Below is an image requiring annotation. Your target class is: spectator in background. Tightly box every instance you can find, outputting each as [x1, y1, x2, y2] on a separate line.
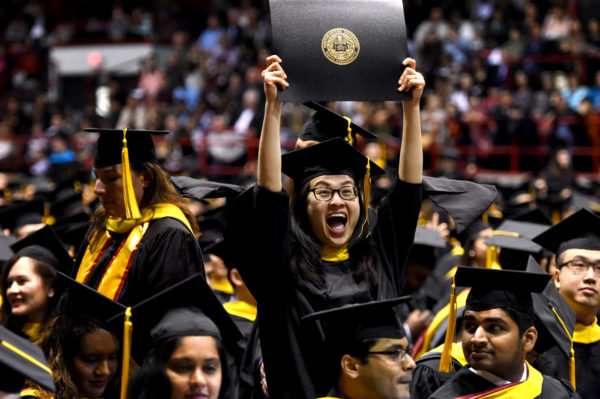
[137, 57, 165, 99]
[562, 72, 590, 111]
[588, 70, 600, 110]
[198, 14, 225, 52]
[413, 7, 449, 50]
[542, 6, 573, 44]
[116, 89, 148, 130]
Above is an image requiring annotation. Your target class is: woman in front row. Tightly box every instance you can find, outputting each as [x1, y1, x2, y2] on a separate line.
[226, 55, 425, 398]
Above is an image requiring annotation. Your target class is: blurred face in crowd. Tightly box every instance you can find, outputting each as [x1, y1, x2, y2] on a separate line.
[471, 228, 494, 267]
[462, 308, 536, 382]
[554, 249, 600, 318]
[5, 257, 53, 321]
[306, 175, 360, 248]
[94, 164, 147, 218]
[166, 336, 222, 399]
[71, 328, 119, 398]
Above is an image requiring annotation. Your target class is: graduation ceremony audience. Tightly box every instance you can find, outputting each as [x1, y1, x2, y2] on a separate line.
[2, 1, 600, 399]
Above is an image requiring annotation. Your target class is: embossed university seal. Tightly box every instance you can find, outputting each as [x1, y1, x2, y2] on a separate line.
[321, 28, 360, 65]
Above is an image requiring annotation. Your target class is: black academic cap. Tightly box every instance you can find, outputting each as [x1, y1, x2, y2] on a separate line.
[409, 226, 447, 270]
[526, 257, 576, 360]
[302, 296, 411, 344]
[485, 220, 548, 254]
[50, 191, 85, 220]
[270, 0, 410, 101]
[281, 137, 385, 188]
[422, 176, 499, 235]
[10, 225, 73, 274]
[52, 219, 90, 251]
[0, 198, 44, 233]
[170, 176, 244, 202]
[532, 208, 600, 256]
[299, 102, 377, 144]
[84, 128, 169, 168]
[55, 272, 126, 333]
[510, 207, 553, 226]
[0, 325, 56, 393]
[568, 191, 600, 215]
[108, 273, 243, 364]
[455, 267, 550, 316]
[0, 232, 15, 263]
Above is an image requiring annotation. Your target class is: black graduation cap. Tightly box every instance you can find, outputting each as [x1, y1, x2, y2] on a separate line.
[455, 267, 551, 316]
[0, 232, 15, 264]
[108, 273, 243, 364]
[269, 0, 410, 101]
[0, 325, 56, 393]
[50, 191, 85, 220]
[302, 296, 411, 344]
[422, 176, 499, 235]
[299, 102, 377, 145]
[55, 272, 126, 332]
[10, 225, 73, 274]
[281, 137, 385, 187]
[0, 198, 45, 233]
[170, 176, 244, 202]
[568, 191, 600, 215]
[485, 221, 547, 256]
[84, 128, 169, 168]
[532, 208, 600, 256]
[510, 207, 553, 226]
[52, 218, 90, 251]
[409, 226, 447, 270]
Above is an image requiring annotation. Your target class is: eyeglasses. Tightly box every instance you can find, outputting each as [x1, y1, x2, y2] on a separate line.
[309, 185, 359, 202]
[367, 348, 409, 364]
[559, 258, 600, 277]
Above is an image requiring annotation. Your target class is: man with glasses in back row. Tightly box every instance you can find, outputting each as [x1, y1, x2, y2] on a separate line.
[533, 209, 600, 399]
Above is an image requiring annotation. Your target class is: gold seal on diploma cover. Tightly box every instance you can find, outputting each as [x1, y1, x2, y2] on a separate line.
[321, 28, 360, 65]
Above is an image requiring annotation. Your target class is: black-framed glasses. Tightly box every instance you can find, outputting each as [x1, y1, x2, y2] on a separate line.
[309, 185, 359, 201]
[367, 348, 409, 364]
[559, 258, 600, 277]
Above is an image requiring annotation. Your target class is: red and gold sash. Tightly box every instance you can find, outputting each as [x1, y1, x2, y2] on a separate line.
[458, 363, 543, 399]
[76, 203, 191, 300]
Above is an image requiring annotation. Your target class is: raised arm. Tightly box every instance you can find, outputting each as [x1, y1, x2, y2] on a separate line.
[257, 55, 289, 191]
[397, 58, 425, 183]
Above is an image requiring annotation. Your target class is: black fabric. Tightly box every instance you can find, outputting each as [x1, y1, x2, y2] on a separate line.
[86, 128, 168, 168]
[533, 209, 600, 256]
[299, 101, 376, 142]
[150, 307, 221, 343]
[11, 225, 74, 274]
[269, 0, 410, 102]
[410, 354, 464, 399]
[226, 177, 421, 399]
[430, 366, 579, 399]
[72, 217, 205, 306]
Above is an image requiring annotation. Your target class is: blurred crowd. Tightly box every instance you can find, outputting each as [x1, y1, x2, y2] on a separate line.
[1, 0, 600, 184]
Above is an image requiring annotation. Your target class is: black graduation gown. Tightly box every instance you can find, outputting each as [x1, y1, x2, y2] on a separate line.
[226, 177, 422, 399]
[430, 367, 579, 399]
[534, 340, 600, 399]
[73, 217, 205, 306]
[410, 353, 465, 399]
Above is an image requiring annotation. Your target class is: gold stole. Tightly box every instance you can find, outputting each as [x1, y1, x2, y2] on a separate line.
[415, 289, 470, 360]
[211, 277, 235, 295]
[76, 203, 192, 300]
[427, 342, 468, 366]
[21, 322, 41, 340]
[321, 245, 349, 262]
[573, 318, 600, 344]
[461, 362, 543, 399]
[224, 300, 258, 322]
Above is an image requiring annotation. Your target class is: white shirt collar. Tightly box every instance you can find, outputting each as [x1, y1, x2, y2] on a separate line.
[468, 362, 528, 386]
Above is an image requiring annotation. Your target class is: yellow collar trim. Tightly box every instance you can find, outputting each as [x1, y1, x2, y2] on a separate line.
[574, 318, 600, 344]
[21, 321, 42, 340]
[467, 362, 543, 399]
[223, 300, 257, 322]
[428, 342, 468, 366]
[321, 245, 349, 262]
[106, 203, 192, 234]
[211, 277, 235, 295]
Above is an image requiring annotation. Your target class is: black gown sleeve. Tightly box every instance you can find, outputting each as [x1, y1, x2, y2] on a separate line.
[371, 177, 422, 297]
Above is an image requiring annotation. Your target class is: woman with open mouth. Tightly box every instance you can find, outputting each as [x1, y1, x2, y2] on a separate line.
[225, 55, 424, 398]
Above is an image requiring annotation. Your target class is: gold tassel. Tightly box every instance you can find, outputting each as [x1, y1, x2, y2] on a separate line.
[342, 116, 354, 146]
[120, 307, 133, 399]
[440, 276, 457, 372]
[42, 203, 55, 226]
[551, 306, 576, 390]
[121, 128, 141, 219]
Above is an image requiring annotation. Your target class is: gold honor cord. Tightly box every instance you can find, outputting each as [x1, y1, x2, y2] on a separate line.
[551, 306, 576, 390]
[1, 340, 52, 375]
[439, 276, 458, 372]
[120, 307, 133, 399]
[121, 128, 141, 220]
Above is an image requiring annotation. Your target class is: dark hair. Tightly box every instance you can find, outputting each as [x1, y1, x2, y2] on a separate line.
[289, 179, 377, 289]
[504, 307, 534, 337]
[330, 337, 378, 380]
[89, 162, 200, 250]
[32, 314, 120, 399]
[0, 254, 58, 335]
[129, 335, 229, 399]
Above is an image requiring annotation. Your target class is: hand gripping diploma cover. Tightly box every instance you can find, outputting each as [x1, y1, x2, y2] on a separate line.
[270, 0, 411, 102]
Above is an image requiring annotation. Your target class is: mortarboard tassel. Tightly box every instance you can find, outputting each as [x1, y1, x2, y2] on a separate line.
[485, 230, 520, 269]
[120, 307, 133, 399]
[343, 116, 354, 147]
[42, 203, 55, 226]
[551, 306, 576, 390]
[121, 128, 141, 220]
[357, 157, 372, 239]
[439, 276, 457, 372]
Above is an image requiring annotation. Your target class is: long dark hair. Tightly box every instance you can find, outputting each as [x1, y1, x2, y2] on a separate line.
[289, 178, 377, 289]
[0, 254, 58, 336]
[32, 314, 120, 399]
[89, 162, 200, 250]
[128, 335, 230, 399]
